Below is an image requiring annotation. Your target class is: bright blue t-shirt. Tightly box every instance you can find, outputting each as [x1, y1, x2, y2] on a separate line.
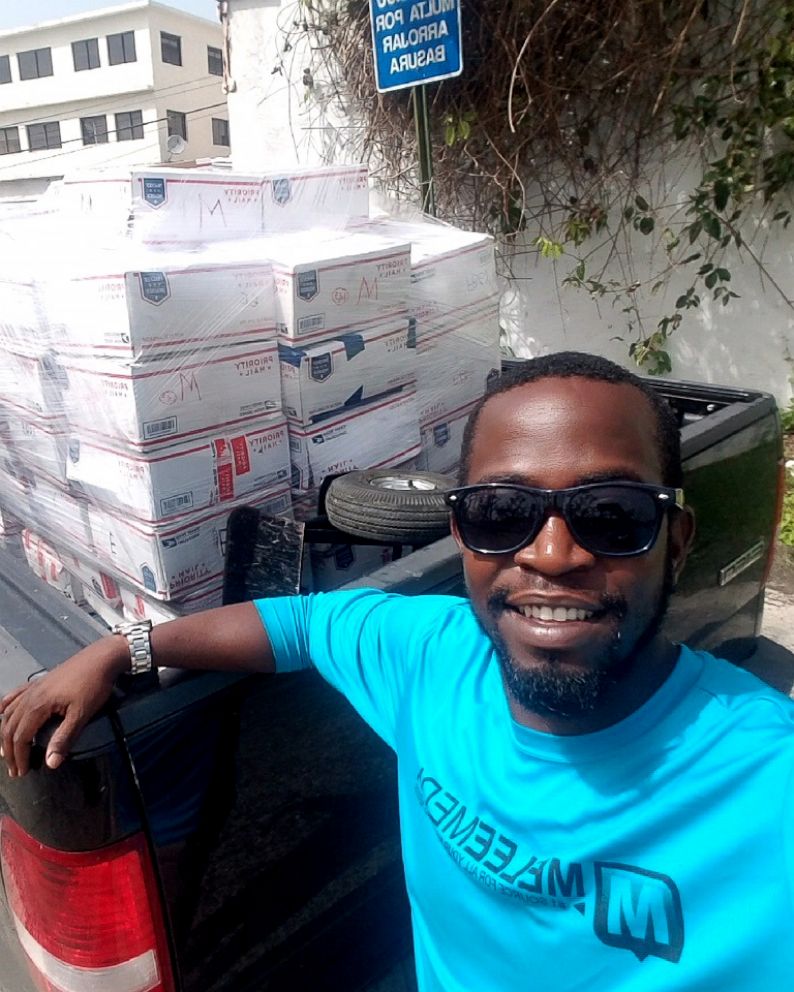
[256, 588, 794, 991]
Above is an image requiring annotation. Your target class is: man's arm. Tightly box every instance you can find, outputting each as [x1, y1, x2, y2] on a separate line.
[0, 602, 273, 779]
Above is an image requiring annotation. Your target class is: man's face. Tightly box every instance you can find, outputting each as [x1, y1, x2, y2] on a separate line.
[454, 377, 693, 721]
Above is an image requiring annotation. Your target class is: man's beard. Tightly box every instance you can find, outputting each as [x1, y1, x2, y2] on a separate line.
[477, 556, 675, 719]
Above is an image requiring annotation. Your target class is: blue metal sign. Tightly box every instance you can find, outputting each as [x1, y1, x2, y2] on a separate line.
[369, 0, 463, 93]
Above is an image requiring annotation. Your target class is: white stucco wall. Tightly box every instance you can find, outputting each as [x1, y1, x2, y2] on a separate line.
[224, 0, 794, 406]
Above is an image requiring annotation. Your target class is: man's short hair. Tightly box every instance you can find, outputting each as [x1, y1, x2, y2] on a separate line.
[459, 351, 682, 487]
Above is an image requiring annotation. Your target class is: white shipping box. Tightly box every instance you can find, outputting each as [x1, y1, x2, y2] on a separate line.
[61, 340, 281, 448]
[61, 550, 122, 608]
[0, 406, 68, 482]
[121, 581, 223, 624]
[0, 505, 22, 538]
[0, 274, 49, 356]
[416, 307, 501, 422]
[279, 318, 416, 423]
[270, 232, 410, 343]
[88, 484, 292, 599]
[68, 414, 290, 523]
[416, 398, 479, 476]
[21, 530, 75, 597]
[60, 165, 370, 243]
[82, 584, 125, 628]
[50, 256, 277, 360]
[20, 473, 94, 548]
[0, 347, 64, 418]
[362, 217, 499, 319]
[289, 388, 421, 492]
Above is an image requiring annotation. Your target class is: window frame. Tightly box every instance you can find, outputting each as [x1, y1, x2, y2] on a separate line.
[115, 109, 144, 142]
[211, 117, 230, 147]
[160, 31, 182, 67]
[107, 31, 136, 66]
[72, 37, 100, 72]
[0, 56, 11, 85]
[17, 47, 53, 81]
[0, 126, 21, 155]
[26, 121, 61, 152]
[207, 45, 223, 76]
[80, 114, 109, 145]
[166, 109, 188, 141]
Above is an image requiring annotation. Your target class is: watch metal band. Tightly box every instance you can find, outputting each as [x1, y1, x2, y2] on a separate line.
[114, 620, 153, 676]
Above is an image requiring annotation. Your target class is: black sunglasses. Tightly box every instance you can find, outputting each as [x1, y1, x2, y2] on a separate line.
[444, 481, 684, 558]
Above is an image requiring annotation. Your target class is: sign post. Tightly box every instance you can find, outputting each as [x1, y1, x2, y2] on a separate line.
[369, 0, 463, 216]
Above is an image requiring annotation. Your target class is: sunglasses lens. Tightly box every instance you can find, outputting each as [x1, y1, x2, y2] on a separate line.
[456, 487, 543, 553]
[567, 485, 660, 555]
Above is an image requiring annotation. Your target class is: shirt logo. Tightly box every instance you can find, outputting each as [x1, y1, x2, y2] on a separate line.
[416, 769, 686, 966]
[593, 863, 684, 963]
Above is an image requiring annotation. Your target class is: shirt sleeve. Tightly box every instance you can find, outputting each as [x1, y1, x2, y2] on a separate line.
[255, 588, 463, 748]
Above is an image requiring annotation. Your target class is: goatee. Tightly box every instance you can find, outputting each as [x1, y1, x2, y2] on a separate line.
[479, 557, 675, 719]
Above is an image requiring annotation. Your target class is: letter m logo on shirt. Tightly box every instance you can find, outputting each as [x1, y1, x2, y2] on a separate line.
[592, 862, 684, 963]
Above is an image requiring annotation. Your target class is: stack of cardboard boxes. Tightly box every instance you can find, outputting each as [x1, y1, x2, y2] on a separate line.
[0, 164, 502, 615]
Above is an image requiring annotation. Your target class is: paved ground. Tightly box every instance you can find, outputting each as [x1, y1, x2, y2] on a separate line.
[764, 543, 794, 652]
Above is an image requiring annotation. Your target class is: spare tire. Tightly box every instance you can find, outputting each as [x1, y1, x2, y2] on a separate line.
[325, 469, 455, 545]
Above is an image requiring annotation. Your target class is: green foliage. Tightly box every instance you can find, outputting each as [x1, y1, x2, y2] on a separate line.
[780, 488, 794, 547]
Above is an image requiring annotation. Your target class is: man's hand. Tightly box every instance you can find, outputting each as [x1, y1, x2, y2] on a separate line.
[0, 602, 276, 778]
[0, 636, 130, 778]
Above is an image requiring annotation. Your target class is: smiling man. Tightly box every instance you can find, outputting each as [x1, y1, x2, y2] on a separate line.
[3, 351, 794, 991]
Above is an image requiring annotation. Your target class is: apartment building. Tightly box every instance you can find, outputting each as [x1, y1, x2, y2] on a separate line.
[0, 1, 229, 197]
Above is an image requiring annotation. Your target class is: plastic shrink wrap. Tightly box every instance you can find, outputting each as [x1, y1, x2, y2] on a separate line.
[0, 163, 501, 618]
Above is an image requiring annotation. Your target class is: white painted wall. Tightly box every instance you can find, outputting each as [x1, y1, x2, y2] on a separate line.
[224, 0, 793, 405]
[0, 1, 227, 182]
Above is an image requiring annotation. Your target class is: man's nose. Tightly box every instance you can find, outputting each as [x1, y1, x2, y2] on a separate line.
[513, 513, 597, 575]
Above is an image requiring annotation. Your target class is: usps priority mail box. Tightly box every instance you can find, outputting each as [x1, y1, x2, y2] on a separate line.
[88, 484, 292, 600]
[67, 413, 290, 523]
[0, 275, 50, 356]
[362, 217, 498, 319]
[59, 165, 370, 244]
[60, 340, 281, 448]
[268, 230, 411, 343]
[121, 580, 223, 624]
[0, 405, 68, 482]
[416, 397, 479, 476]
[289, 387, 421, 492]
[416, 305, 502, 422]
[279, 318, 417, 423]
[49, 254, 277, 360]
[0, 346, 65, 419]
[13, 472, 94, 549]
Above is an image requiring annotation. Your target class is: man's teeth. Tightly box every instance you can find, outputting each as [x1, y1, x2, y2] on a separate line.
[519, 605, 594, 622]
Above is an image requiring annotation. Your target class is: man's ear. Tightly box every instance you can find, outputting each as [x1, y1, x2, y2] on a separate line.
[670, 505, 696, 586]
[449, 513, 465, 552]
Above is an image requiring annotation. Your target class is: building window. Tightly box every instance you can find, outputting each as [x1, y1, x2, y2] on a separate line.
[166, 110, 187, 140]
[0, 56, 11, 84]
[212, 118, 230, 147]
[81, 115, 109, 145]
[17, 48, 53, 80]
[161, 32, 182, 66]
[107, 31, 136, 65]
[115, 110, 144, 141]
[0, 127, 20, 155]
[72, 38, 100, 71]
[27, 122, 61, 151]
[207, 46, 223, 76]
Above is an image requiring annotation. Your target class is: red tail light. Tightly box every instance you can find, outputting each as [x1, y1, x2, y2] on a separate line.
[0, 817, 175, 992]
[761, 458, 787, 589]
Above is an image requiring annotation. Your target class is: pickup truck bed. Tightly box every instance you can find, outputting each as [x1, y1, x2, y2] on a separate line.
[0, 378, 783, 992]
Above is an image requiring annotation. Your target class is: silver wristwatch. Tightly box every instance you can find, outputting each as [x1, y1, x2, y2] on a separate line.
[113, 619, 154, 676]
